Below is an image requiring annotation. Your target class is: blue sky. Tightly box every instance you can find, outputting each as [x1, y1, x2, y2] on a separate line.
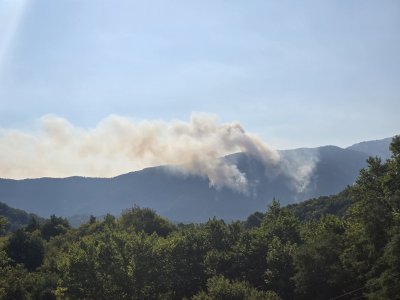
[0, 0, 399, 149]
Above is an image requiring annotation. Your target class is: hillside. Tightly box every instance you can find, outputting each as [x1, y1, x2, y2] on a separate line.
[347, 136, 392, 160]
[0, 201, 44, 234]
[0, 138, 388, 221]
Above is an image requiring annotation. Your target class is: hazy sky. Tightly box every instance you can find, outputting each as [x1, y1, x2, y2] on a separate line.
[0, 0, 399, 149]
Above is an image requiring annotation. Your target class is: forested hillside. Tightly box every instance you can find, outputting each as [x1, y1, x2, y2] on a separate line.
[0, 202, 44, 235]
[0, 136, 399, 299]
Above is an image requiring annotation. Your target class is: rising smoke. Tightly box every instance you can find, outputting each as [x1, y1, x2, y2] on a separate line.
[0, 113, 318, 193]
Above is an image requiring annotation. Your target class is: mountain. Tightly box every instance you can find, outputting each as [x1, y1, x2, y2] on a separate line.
[0, 137, 393, 222]
[347, 137, 392, 160]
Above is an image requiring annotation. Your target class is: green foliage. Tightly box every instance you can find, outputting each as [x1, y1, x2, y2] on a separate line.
[261, 200, 300, 299]
[0, 216, 6, 234]
[41, 215, 70, 241]
[119, 205, 175, 237]
[293, 216, 352, 299]
[0, 249, 56, 300]
[192, 275, 281, 300]
[203, 219, 246, 281]
[230, 228, 268, 288]
[261, 199, 301, 245]
[248, 191, 352, 226]
[243, 211, 264, 228]
[0, 257, 32, 300]
[58, 223, 172, 299]
[287, 191, 351, 221]
[341, 136, 400, 297]
[167, 227, 208, 298]
[5, 229, 45, 271]
[25, 216, 41, 233]
[265, 236, 297, 299]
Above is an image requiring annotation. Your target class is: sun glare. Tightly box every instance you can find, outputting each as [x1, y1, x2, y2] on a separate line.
[0, 0, 30, 68]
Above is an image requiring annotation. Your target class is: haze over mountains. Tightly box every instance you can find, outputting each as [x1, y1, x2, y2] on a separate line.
[0, 137, 393, 222]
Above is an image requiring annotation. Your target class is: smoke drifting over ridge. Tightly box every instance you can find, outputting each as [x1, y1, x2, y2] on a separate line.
[0, 114, 282, 191]
[0, 114, 320, 193]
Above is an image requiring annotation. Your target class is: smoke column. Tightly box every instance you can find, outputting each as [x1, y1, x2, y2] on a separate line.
[0, 113, 281, 192]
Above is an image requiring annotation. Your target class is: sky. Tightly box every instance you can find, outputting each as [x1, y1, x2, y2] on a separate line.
[0, 0, 399, 152]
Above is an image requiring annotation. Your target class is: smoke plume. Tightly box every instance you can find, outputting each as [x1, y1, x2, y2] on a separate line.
[0, 113, 281, 192]
[278, 148, 320, 193]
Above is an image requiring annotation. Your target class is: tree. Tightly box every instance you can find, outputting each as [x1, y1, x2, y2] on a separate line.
[368, 226, 400, 298]
[0, 252, 31, 300]
[0, 249, 57, 300]
[261, 200, 301, 245]
[192, 275, 281, 300]
[293, 216, 352, 300]
[265, 236, 297, 299]
[25, 216, 41, 233]
[358, 136, 400, 297]
[244, 211, 264, 229]
[119, 206, 175, 237]
[58, 224, 171, 299]
[167, 228, 208, 299]
[341, 136, 400, 296]
[232, 228, 269, 289]
[262, 200, 300, 298]
[0, 216, 6, 234]
[41, 215, 70, 241]
[5, 229, 44, 271]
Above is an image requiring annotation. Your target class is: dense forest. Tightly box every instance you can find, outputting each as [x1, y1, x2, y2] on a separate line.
[1, 136, 399, 299]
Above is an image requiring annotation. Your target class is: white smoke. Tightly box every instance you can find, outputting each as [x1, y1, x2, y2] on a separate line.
[277, 148, 320, 193]
[0, 113, 281, 192]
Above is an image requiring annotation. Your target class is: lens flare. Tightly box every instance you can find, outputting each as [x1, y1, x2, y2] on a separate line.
[0, 0, 30, 68]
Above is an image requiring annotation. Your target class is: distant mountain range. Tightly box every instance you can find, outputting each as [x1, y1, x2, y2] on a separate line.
[0, 137, 394, 222]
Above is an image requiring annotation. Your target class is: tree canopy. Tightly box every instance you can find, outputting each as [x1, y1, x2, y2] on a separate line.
[0, 136, 399, 299]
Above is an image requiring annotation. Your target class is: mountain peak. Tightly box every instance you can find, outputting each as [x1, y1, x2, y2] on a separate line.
[347, 137, 393, 160]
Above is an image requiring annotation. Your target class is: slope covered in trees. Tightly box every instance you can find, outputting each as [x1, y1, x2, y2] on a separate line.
[0, 202, 44, 235]
[0, 136, 399, 299]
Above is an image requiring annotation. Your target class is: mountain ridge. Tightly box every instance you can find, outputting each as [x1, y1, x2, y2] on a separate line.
[0, 137, 393, 222]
